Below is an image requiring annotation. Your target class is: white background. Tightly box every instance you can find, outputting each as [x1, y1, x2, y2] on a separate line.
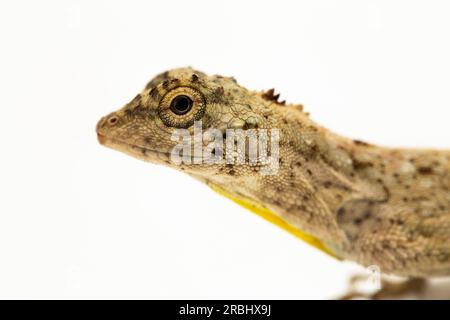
[1, 0, 450, 299]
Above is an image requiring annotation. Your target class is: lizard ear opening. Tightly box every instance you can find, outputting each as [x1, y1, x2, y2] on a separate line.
[158, 87, 206, 128]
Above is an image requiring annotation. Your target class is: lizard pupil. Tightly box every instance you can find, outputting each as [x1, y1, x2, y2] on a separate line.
[170, 95, 193, 115]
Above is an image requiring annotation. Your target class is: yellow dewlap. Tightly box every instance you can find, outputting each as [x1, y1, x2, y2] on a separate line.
[210, 184, 338, 259]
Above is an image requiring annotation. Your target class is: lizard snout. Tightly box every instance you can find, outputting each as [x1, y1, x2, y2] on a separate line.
[96, 113, 120, 145]
[97, 132, 106, 145]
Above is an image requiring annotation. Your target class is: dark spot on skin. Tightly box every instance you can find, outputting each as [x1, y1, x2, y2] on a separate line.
[306, 169, 313, 176]
[149, 87, 159, 99]
[353, 159, 373, 170]
[228, 169, 235, 176]
[191, 74, 199, 82]
[323, 181, 332, 188]
[309, 144, 319, 157]
[132, 105, 148, 117]
[353, 139, 371, 147]
[354, 218, 362, 225]
[144, 137, 152, 144]
[417, 166, 434, 175]
[243, 121, 258, 130]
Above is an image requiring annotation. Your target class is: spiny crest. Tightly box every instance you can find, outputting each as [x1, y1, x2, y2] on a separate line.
[262, 88, 286, 105]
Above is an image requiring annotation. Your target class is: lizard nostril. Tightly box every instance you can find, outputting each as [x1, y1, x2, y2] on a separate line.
[107, 115, 119, 126]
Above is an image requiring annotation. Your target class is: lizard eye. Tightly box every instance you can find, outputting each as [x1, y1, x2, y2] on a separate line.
[158, 87, 206, 128]
[170, 95, 193, 115]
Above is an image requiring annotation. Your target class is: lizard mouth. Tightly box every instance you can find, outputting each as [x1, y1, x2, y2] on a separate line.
[97, 133, 171, 159]
[97, 132, 107, 145]
[97, 133, 223, 165]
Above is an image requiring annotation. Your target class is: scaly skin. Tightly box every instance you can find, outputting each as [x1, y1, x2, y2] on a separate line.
[97, 67, 450, 278]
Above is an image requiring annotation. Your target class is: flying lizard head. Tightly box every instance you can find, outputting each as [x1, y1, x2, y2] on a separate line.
[96, 68, 302, 184]
[96, 68, 346, 255]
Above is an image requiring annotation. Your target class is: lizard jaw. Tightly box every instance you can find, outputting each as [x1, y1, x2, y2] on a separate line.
[97, 133, 171, 163]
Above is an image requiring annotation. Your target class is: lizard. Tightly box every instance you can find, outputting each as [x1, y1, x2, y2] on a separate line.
[96, 67, 450, 299]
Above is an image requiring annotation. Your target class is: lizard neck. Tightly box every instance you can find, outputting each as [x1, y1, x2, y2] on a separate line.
[278, 107, 390, 210]
[283, 108, 450, 244]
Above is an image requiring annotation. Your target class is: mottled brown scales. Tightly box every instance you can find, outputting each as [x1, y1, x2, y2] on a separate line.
[97, 67, 450, 279]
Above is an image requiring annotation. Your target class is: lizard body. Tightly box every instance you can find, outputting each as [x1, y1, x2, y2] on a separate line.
[97, 68, 450, 278]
